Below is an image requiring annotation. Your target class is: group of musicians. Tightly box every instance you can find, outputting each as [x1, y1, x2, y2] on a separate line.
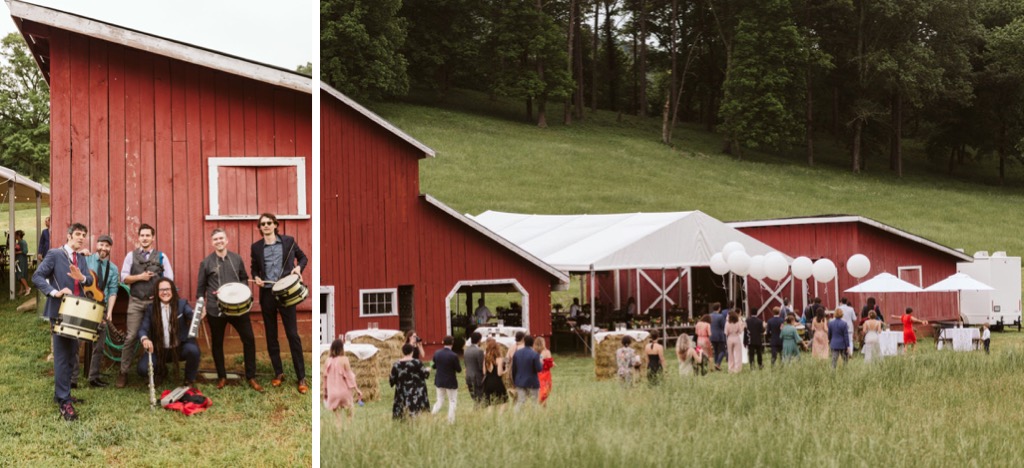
[33, 213, 309, 422]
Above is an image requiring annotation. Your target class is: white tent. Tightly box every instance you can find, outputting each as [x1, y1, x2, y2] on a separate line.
[471, 210, 789, 354]
[0, 166, 50, 300]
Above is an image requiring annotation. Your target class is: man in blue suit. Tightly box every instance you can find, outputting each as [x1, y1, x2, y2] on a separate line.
[32, 222, 93, 422]
[709, 302, 728, 370]
[765, 307, 785, 367]
[828, 309, 851, 369]
[430, 335, 462, 423]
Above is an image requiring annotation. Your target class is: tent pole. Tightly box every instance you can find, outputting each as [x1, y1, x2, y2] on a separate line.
[687, 267, 693, 321]
[8, 181, 15, 300]
[661, 268, 667, 345]
[590, 266, 596, 358]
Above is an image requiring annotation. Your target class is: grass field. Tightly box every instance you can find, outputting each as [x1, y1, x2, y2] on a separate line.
[323, 333, 1024, 467]
[0, 295, 312, 466]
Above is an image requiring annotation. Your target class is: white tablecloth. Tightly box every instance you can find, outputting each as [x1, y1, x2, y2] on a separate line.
[345, 329, 403, 342]
[938, 328, 980, 351]
[319, 342, 379, 361]
[475, 326, 527, 338]
[879, 331, 904, 356]
[593, 330, 651, 344]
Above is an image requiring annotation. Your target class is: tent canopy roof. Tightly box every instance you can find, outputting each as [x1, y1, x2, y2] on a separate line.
[471, 210, 788, 272]
[0, 166, 49, 204]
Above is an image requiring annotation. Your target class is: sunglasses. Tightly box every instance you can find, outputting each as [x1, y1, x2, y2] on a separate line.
[260, 221, 275, 226]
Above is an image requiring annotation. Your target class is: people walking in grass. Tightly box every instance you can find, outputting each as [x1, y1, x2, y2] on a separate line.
[390, 343, 431, 420]
[430, 336, 461, 423]
[695, 314, 713, 361]
[512, 335, 543, 410]
[675, 334, 701, 376]
[725, 310, 746, 373]
[404, 330, 426, 360]
[645, 330, 665, 384]
[862, 297, 881, 320]
[982, 324, 991, 354]
[766, 307, 785, 367]
[746, 310, 765, 370]
[616, 336, 641, 385]
[481, 340, 509, 408]
[838, 298, 857, 355]
[892, 307, 928, 353]
[323, 338, 362, 427]
[464, 332, 485, 406]
[861, 311, 884, 362]
[811, 307, 829, 359]
[506, 331, 526, 364]
[781, 316, 802, 363]
[710, 303, 728, 370]
[828, 309, 851, 369]
[534, 337, 555, 404]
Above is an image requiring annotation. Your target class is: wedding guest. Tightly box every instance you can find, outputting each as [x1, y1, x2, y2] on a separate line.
[811, 307, 829, 359]
[404, 330, 426, 360]
[464, 332, 485, 405]
[982, 323, 991, 354]
[725, 310, 746, 373]
[534, 337, 555, 404]
[695, 314, 713, 361]
[512, 335, 543, 410]
[766, 307, 785, 367]
[322, 338, 362, 426]
[430, 336, 461, 423]
[781, 316, 802, 363]
[675, 334, 703, 377]
[645, 330, 665, 384]
[891, 308, 928, 353]
[861, 311, 883, 363]
[746, 311, 765, 370]
[390, 343, 430, 420]
[481, 339, 508, 408]
[616, 336, 641, 386]
[709, 303, 728, 370]
[828, 309, 851, 369]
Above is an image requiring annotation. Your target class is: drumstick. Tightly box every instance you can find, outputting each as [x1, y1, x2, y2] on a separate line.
[248, 279, 276, 285]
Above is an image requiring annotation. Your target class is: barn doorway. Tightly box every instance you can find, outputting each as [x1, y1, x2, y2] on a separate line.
[398, 285, 415, 332]
[445, 279, 529, 341]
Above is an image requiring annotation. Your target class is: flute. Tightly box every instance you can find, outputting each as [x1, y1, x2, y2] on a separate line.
[148, 351, 157, 409]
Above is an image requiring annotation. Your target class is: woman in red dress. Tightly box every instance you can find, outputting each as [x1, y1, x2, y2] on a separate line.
[892, 307, 928, 353]
[534, 337, 555, 405]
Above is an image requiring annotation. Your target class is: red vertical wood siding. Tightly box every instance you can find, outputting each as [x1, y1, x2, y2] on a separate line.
[321, 91, 561, 351]
[48, 31, 313, 351]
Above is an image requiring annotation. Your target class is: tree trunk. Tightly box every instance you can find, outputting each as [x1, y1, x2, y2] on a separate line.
[604, 0, 617, 112]
[591, 0, 599, 111]
[574, 0, 584, 119]
[638, 0, 648, 117]
[852, 0, 865, 173]
[852, 119, 862, 173]
[632, 30, 638, 114]
[999, 123, 1007, 184]
[537, 0, 548, 128]
[527, 97, 533, 121]
[806, 66, 814, 166]
[564, 0, 576, 125]
[891, 91, 902, 177]
[948, 147, 956, 175]
[832, 86, 840, 136]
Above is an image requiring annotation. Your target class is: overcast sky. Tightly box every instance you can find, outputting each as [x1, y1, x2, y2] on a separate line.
[0, 0, 312, 70]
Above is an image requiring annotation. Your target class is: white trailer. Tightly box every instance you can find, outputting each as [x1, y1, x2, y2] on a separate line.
[958, 251, 1022, 330]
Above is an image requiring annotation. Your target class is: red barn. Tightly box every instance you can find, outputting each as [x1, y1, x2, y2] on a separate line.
[730, 215, 973, 324]
[320, 82, 568, 355]
[10, 2, 313, 351]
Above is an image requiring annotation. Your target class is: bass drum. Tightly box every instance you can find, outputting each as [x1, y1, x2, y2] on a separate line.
[271, 274, 308, 307]
[217, 283, 253, 316]
[53, 296, 105, 342]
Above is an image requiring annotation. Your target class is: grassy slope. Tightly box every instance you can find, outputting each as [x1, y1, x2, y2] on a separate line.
[372, 89, 1024, 257]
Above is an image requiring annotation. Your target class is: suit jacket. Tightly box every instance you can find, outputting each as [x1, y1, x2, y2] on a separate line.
[32, 247, 94, 320]
[512, 347, 543, 389]
[828, 319, 849, 351]
[432, 347, 462, 389]
[464, 344, 484, 382]
[766, 316, 784, 347]
[250, 234, 309, 282]
[139, 298, 197, 348]
[746, 316, 766, 346]
[710, 311, 727, 342]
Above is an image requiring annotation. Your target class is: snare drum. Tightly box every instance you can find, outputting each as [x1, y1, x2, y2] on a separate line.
[271, 274, 308, 307]
[53, 296, 104, 342]
[217, 283, 253, 316]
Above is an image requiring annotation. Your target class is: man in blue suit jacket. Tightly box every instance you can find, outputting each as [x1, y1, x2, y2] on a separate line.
[828, 309, 851, 369]
[430, 335, 462, 423]
[709, 303, 728, 370]
[765, 307, 785, 367]
[32, 222, 93, 422]
[138, 278, 203, 387]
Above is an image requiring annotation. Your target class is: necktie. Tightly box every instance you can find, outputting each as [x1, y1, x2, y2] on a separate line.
[71, 253, 81, 296]
[142, 250, 150, 262]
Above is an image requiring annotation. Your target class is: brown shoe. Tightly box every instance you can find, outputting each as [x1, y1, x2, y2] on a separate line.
[271, 374, 285, 387]
[248, 379, 264, 392]
[216, 378, 228, 389]
[297, 379, 309, 395]
[115, 373, 127, 388]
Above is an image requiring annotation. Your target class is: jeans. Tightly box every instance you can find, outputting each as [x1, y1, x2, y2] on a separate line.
[831, 349, 849, 369]
[259, 288, 305, 381]
[208, 314, 257, 379]
[432, 387, 458, 423]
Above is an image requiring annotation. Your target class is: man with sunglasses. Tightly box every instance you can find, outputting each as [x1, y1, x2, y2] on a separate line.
[116, 223, 174, 388]
[251, 213, 309, 394]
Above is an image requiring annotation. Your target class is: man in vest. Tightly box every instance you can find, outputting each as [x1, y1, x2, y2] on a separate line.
[72, 234, 121, 388]
[116, 224, 174, 388]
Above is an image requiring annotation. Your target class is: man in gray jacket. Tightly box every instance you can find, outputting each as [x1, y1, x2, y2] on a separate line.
[464, 332, 485, 406]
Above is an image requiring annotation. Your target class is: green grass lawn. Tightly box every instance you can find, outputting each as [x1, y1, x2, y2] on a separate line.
[323, 332, 1024, 467]
[0, 296, 311, 466]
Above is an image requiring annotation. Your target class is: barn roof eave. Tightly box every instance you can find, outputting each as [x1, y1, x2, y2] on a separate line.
[320, 81, 436, 159]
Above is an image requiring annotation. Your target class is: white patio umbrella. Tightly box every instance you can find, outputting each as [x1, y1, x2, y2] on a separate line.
[845, 272, 924, 293]
[924, 273, 995, 292]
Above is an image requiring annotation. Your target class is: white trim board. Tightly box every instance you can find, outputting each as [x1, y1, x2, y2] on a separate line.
[359, 288, 399, 318]
[206, 157, 307, 220]
[7, 0, 311, 94]
[320, 286, 336, 344]
[445, 279, 529, 335]
[320, 81, 436, 158]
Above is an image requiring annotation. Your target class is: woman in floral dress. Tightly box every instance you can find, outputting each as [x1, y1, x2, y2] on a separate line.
[389, 343, 430, 420]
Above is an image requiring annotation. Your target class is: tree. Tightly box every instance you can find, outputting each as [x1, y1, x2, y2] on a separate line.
[295, 62, 312, 76]
[321, 0, 409, 100]
[0, 33, 49, 182]
[400, 0, 483, 94]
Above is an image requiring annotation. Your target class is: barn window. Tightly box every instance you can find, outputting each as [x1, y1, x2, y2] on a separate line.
[898, 266, 923, 288]
[206, 157, 309, 220]
[320, 286, 335, 345]
[360, 288, 398, 317]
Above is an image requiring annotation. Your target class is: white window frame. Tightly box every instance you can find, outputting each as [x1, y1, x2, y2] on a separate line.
[206, 157, 309, 220]
[359, 288, 399, 318]
[320, 286, 335, 345]
[898, 266, 923, 288]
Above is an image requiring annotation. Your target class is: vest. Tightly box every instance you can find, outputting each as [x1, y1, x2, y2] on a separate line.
[130, 248, 164, 300]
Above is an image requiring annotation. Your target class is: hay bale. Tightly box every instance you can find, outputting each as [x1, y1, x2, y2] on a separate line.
[320, 345, 383, 403]
[349, 331, 405, 376]
[594, 334, 649, 381]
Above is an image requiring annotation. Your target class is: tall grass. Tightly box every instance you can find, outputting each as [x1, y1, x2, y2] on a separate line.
[322, 332, 1024, 467]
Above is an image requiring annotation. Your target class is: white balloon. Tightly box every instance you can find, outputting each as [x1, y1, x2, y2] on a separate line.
[764, 252, 789, 281]
[791, 256, 813, 280]
[748, 255, 766, 280]
[722, 241, 745, 259]
[812, 258, 837, 283]
[710, 252, 730, 275]
[847, 254, 871, 279]
[728, 250, 751, 276]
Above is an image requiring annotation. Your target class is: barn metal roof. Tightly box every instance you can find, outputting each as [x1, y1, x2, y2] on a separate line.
[320, 82, 436, 158]
[471, 210, 788, 272]
[6, 0, 310, 93]
[728, 215, 973, 262]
